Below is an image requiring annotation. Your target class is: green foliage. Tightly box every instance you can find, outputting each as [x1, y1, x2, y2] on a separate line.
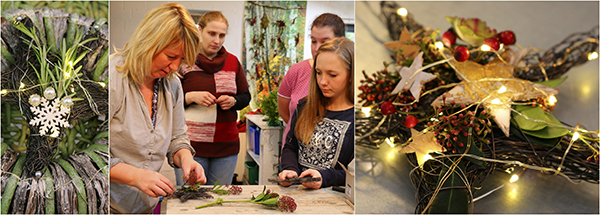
[512, 105, 548, 131]
[211, 179, 229, 195]
[259, 89, 280, 126]
[427, 160, 469, 214]
[512, 105, 569, 139]
[196, 186, 286, 210]
[534, 76, 567, 88]
[1, 1, 109, 20]
[239, 106, 251, 123]
[242, 1, 306, 109]
[455, 135, 485, 167]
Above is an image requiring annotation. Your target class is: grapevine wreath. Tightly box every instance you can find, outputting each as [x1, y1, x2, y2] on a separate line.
[356, 2, 599, 213]
[1, 6, 108, 214]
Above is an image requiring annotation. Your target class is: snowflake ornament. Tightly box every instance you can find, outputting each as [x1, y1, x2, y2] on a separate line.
[29, 96, 71, 137]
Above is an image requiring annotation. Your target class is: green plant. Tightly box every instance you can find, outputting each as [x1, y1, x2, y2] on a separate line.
[259, 89, 280, 126]
[196, 186, 297, 212]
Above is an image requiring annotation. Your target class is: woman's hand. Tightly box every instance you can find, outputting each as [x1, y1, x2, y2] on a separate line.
[174, 149, 207, 186]
[131, 168, 176, 198]
[186, 91, 216, 107]
[110, 162, 175, 197]
[277, 170, 298, 187]
[300, 169, 322, 189]
[180, 157, 207, 185]
[216, 95, 235, 110]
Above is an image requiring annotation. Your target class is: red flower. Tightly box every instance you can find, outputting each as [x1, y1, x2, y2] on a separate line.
[276, 195, 297, 212]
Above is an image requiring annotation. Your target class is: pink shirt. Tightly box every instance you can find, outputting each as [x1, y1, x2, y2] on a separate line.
[278, 59, 312, 144]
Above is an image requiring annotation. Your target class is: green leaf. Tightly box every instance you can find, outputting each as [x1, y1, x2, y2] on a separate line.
[213, 190, 228, 195]
[512, 105, 547, 131]
[212, 179, 220, 189]
[261, 198, 278, 206]
[509, 125, 560, 148]
[521, 112, 569, 139]
[534, 76, 567, 88]
[456, 25, 484, 47]
[253, 193, 266, 202]
[427, 160, 469, 214]
[91, 130, 108, 143]
[252, 186, 268, 202]
[456, 135, 485, 167]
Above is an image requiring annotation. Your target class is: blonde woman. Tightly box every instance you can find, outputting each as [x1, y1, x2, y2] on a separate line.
[109, 3, 206, 213]
[174, 11, 250, 186]
[278, 37, 354, 189]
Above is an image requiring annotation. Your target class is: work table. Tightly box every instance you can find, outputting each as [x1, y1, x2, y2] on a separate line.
[165, 185, 353, 214]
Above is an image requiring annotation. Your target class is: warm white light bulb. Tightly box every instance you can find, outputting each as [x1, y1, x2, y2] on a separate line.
[481, 45, 491, 52]
[498, 86, 507, 93]
[548, 95, 557, 106]
[386, 137, 395, 147]
[0, 89, 7, 96]
[509, 174, 519, 183]
[588, 52, 598, 61]
[572, 132, 580, 140]
[435, 42, 444, 50]
[423, 154, 433, 162]
[19, 82, 25, 90]
[68, 61, 74, 67]
[361, 107, 372, 117]
[491, 98, 501, 104]
[397, 7, 408, 16]
[99, 82, 106, 88]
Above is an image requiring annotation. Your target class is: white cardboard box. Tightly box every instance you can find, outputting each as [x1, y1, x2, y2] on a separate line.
[345, 159, 355, 204]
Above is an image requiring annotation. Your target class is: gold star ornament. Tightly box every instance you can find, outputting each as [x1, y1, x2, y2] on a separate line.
[399, 128, 441, 167]
[384, 27, 421, 60]
[431, 60, 558, 137]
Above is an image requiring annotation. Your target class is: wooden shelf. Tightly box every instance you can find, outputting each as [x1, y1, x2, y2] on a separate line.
[245, 114, 283, 185]
[246, 149, 260, 166]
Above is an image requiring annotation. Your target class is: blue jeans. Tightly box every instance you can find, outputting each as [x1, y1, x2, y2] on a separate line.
[174, 155, 238, 186]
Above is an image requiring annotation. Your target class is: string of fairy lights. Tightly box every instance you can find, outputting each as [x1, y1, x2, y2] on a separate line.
[357, 3, 599, 210]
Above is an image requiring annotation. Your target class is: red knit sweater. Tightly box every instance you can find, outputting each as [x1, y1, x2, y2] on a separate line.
[179, 47, 250, 157]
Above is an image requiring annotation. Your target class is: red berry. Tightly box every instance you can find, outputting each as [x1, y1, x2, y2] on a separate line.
[483, 38, 500, 51]
[380, 101, 397, 115]
[442, 30, 457, 47]
[498, 30, 516, 45]
[405, 115, 418, 128]
[454, 46, 470, 62]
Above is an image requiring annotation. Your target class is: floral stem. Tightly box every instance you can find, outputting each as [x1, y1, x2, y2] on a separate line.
[195, 201, 219, 209]
[221, 200, 254, 203]
[195, 199, 254, 209]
